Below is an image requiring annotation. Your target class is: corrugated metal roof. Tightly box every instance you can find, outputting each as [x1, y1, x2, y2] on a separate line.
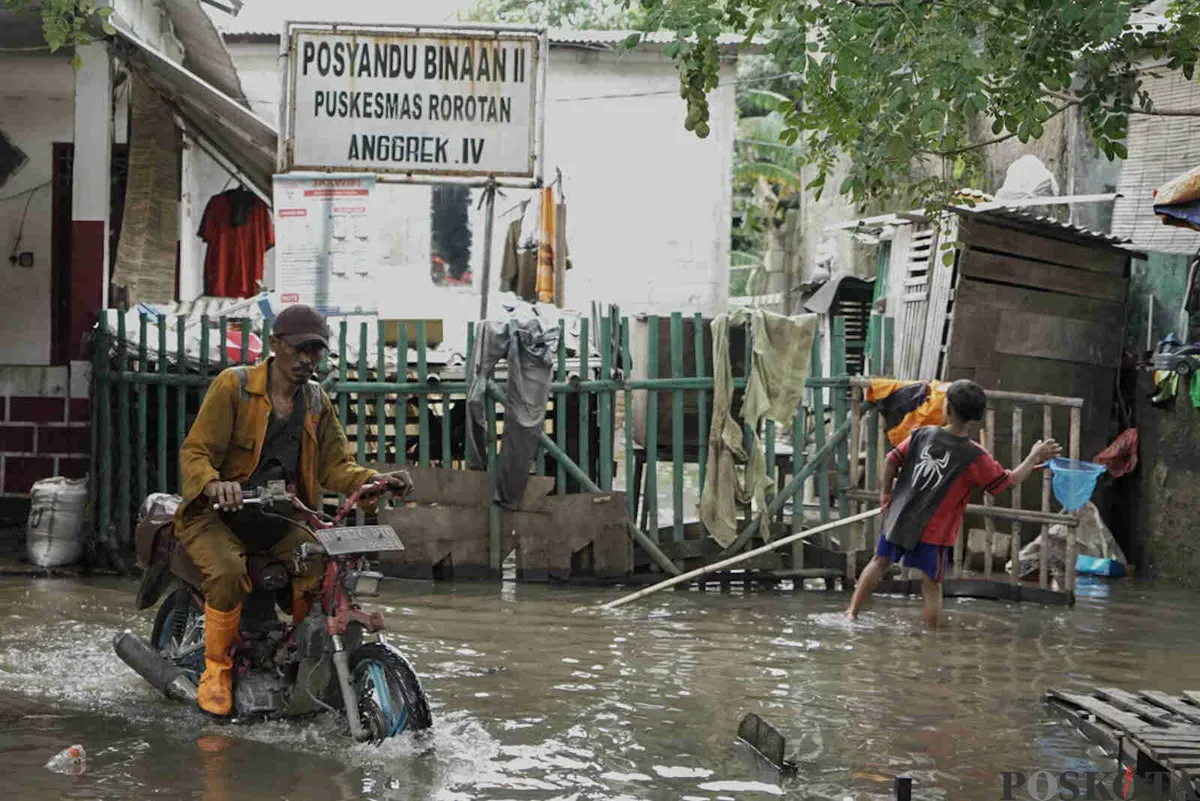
[1111, 69, 1200, 255]
[164, 0, 248, 104]
[964, 206, 1134, 249]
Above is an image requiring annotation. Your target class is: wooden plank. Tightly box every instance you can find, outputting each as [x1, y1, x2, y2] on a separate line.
[958, 218, 1127, 275]
[1142, 692, 1200, 726]
[960, 249, 1128, 302]
[994, 310, 1123, 367]
[1048, 690, 1157, 732]
[952, 278, 1123, 322]
[875, 578, 1072, 605]
[1095, 688, 1175, 726]
[919, 216, 956, 379]
[1182, 692, 1200, 708]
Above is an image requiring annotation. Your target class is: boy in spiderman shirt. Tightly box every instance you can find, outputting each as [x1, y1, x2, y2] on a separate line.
[845, 380, 1061, 627]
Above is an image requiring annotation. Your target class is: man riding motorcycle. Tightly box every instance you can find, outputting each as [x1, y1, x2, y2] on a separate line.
[176, 304, 411, 717]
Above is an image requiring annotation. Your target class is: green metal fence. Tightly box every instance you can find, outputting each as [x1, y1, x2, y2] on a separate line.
[90, 309, 878, 577]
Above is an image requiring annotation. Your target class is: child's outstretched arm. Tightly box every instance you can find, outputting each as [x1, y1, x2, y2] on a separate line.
[1008, 438, 1062, 488]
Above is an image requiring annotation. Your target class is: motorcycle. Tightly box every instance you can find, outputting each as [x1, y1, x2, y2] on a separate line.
[114, 477, 432, 744]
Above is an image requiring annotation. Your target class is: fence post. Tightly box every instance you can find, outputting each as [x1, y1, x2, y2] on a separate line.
[1011, 407, 1024, 586]
[830, 318, 851, 525]
[116, 313, 131, 548]
[598, 316, 613, 491]
[670, 313, 684, 543]
[983, 406, 998, 579]
[157, 316, 168, 493]
[417, 321, 430, 468]
[556, 319, 567, 495]
[137, 314, 148, 511]
[95, 319, 112, 557]
[646, 316, 659, 541]
[1067, 406, 1081, 595]
[693, 313, 709, 500]
[1040, 405, 1052, 589]
[376, 320, 387, 467]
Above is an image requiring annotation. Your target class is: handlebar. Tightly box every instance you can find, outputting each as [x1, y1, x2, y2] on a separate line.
[210, 475, 404, 529]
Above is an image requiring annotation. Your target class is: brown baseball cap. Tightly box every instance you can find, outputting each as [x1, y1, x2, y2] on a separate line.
[271, 304, 330, 349]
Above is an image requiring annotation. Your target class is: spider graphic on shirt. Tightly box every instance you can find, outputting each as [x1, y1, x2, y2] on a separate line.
[910, 443, 950, 492]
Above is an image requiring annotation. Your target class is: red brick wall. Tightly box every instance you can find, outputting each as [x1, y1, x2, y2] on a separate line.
[0, 396, 89, 496]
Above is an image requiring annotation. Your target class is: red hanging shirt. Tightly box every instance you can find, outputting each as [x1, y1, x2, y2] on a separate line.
[199, 189, 274, 298]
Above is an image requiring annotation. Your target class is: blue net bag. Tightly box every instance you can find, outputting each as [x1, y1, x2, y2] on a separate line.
[1046, 458, 1107, 512]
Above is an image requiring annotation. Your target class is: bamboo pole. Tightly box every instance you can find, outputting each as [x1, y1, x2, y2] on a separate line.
[843, 490, 1078, 526]
[599, 507, 882, 611]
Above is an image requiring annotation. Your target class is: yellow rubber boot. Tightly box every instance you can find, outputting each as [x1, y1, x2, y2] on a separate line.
[197, 604, 241, 717]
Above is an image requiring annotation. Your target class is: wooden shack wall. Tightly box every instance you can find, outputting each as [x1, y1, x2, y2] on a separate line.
[943, 218, 1129, 467]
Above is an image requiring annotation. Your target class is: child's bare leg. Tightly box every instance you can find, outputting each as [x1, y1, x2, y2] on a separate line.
[921, 576, 943, 628]
[846, 555, 892, 619]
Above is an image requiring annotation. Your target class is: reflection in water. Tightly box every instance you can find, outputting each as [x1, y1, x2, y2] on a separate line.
[0, 575, 1190, 800]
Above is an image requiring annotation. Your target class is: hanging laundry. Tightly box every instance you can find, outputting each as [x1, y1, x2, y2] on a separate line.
[199, 187, 274, 298]
[1093, 428, 1139, 479]
[465, 303, 560, 510]
[535, 187, 555, 303]
[699, 309, 818, 548]
[866, 378, 950, 446]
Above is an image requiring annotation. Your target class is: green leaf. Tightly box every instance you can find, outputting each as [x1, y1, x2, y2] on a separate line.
[1112, 141, 1128, 160]
[621, 33, 642, 49]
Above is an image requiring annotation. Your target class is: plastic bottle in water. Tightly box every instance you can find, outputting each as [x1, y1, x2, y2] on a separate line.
[45, 744, 86, 775]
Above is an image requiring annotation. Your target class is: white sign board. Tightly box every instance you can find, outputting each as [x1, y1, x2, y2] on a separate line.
[272, 173, 381, 315]
[284, 26, 543, 180]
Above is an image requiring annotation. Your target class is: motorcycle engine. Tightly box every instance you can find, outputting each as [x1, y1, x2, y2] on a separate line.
[234, 671, 291, 717]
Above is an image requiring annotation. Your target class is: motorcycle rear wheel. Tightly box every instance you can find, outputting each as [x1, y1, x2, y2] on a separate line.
[348, 643, 433, 742]
[150, 588, 205, 680]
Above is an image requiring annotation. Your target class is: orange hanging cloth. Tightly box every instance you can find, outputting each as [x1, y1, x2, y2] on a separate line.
[867, 378, 951, 446]
[536, 187, 555, 303]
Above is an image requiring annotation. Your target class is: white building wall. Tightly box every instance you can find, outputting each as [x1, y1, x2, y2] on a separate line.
[185, 42, 735, 322]
[0, 54, 75, 365]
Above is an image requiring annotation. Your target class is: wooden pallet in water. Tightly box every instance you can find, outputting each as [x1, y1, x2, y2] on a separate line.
[1047, 687, 1200, 799]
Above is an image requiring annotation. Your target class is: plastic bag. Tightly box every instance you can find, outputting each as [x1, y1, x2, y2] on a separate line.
[994, 155, 1060, 202]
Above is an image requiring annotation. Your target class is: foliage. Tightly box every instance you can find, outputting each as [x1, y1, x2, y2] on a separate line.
[634, 0, 1200, 212]
[4, 0, 115, 64]
[462, 0, 637, 29]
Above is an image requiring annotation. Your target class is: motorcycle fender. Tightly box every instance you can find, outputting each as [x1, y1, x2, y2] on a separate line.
[135, 562, 174, 611]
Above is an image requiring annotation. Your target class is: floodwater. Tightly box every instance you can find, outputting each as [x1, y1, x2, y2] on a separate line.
[0, 574, 1190, 800]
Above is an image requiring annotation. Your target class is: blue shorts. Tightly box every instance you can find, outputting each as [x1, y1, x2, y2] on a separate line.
[875, 532, 949, 582]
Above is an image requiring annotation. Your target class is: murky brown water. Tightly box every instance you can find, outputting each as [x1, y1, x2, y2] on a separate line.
[0, 574, 1189, 800]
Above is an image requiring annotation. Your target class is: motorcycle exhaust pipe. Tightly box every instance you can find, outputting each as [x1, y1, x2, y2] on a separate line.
[113, 630, 198, 705]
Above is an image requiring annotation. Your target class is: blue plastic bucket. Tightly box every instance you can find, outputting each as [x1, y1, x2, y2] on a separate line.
[1047, 458, 1107, 512]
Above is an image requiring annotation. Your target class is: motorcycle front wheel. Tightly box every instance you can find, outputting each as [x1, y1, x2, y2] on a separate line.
[348, 643, 433, 742]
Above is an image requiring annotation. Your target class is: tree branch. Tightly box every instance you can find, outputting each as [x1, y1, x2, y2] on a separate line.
[1046, 89, 1200, 118]
[931, 98, 1079, 156]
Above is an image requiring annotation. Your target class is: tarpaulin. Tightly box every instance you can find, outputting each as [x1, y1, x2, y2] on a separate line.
[1153, 164, 1200, 233]
[866, 378, 950, 446]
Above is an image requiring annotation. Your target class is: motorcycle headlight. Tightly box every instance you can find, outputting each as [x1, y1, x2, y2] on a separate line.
[344, 570, 383, 597]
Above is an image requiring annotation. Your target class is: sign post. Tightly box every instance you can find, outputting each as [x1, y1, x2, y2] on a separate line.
[280, 23, 546, 186]
[276, 22, 548, 321]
